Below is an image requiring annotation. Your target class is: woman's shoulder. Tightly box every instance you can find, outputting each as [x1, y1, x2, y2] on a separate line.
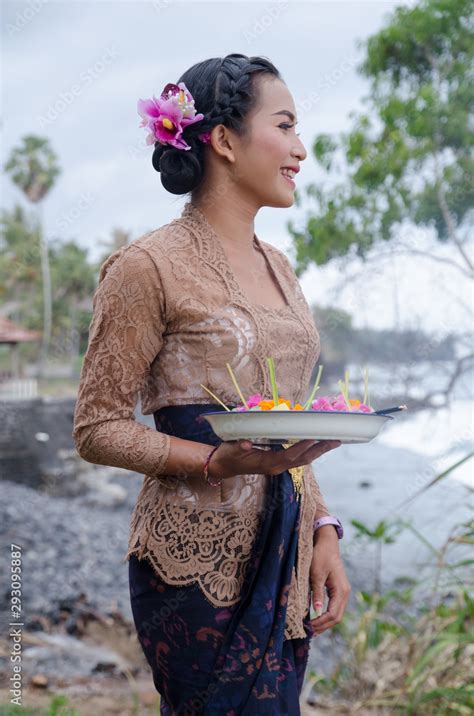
[134, 215, 196, 253]
[97, 218, 196, 283]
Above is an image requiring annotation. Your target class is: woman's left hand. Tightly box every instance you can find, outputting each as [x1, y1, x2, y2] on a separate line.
[309, 527, 351, 636]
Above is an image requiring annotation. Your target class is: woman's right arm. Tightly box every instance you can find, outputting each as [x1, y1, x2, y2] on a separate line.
[72, 243, 213, 479]
[73, 242, 341, 482]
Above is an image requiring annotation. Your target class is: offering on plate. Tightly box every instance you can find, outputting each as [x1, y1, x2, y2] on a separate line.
[200, 358, 374, 413]
[199, 358, 406, 446]
[229, 393, 374, 413]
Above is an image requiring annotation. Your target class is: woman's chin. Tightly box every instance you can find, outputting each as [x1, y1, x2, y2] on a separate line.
[264, 189, 295, 208]
[277, 193, 295, 208]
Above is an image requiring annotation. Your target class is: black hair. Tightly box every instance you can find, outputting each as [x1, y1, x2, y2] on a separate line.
[151, 53, 282, 196]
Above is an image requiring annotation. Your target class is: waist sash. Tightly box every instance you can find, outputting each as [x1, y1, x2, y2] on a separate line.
[153, 403, 310, 715]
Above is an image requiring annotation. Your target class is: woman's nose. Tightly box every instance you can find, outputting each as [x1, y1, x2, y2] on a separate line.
[292, 137, 307, 162]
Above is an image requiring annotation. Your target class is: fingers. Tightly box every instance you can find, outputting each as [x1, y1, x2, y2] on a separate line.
[261, 439, 341, 475]
[313, 599, 324, 618]
[290, 439, 341, 467]
[310, 585, 351, 636]
[311, 579, 325, 617]
[310, 597, 341, 633]
[283, 439, 334, 460]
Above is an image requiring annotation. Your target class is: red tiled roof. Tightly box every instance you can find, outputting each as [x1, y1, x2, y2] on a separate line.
[0, 316, 41, 343]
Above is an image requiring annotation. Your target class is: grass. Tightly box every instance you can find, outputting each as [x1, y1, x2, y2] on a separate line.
[304, 500, 474, 714]
[0, 690, 162, 716]
[0, 695, 79, 715]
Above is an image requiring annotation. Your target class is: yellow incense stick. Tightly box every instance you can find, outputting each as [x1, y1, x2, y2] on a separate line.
[363, 366, 369, 406]
[199, 384, 231, 411]
[303, 364, 323, 410]
[266, 356, 279, 406]
[226, 363, 249, 410]
[337, 379, 352, 411]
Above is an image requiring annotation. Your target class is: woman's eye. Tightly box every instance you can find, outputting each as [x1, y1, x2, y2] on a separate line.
[280, 123, 301, 137]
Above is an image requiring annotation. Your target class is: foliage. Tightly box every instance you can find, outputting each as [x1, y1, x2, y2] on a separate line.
[313, 304, 457, 366]
[3, 134, 62, 372]
[0, 205, 42, 322]
[305, 452, 474, 714]
[0, 695, 79, 716]
[290, 0, 473, 276]
[3, 135, 61, 204]
[0, 205, 96, 363]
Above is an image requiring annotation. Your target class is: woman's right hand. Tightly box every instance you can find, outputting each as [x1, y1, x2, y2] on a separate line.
[208, 438, 342, 480]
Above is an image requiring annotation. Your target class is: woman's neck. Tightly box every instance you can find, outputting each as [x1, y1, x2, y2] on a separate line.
[192, 199, 257, 256]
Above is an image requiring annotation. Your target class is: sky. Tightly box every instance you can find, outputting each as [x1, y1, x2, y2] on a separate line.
[1, 0, 471, 336]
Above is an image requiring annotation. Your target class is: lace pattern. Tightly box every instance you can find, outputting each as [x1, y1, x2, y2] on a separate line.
[73, 201, 331, 639]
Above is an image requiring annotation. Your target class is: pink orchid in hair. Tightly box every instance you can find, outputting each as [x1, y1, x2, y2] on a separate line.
[137, 82, 207, 151]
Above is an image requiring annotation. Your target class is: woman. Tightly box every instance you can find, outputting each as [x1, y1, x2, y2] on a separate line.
[72, 53, 351, 715]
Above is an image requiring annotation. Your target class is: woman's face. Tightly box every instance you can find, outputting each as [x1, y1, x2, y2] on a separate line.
[231, 77, 307, 210]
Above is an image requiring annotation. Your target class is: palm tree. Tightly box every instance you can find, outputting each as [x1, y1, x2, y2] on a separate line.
[95, 227, 132, 269]
[4, 135, 61, 376]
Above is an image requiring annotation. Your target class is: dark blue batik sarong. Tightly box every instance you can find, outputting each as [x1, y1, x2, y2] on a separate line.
[128, 403, 313, 715]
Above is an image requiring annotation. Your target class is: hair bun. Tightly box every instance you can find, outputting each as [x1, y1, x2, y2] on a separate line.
[147, 54, 280, 197]
[152, 143, 203, 195]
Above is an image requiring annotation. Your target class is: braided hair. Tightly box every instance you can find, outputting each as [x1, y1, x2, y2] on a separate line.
[152, 53, 282, 195]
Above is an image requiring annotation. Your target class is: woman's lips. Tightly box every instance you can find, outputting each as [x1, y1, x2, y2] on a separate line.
[281, 172, 296, 188]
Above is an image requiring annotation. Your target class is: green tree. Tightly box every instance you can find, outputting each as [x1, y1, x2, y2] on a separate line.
[3, 135, 61, 376]
[0, 205, 42, 326]
[48, 240, 96, 371]
[49, 241, 95, 311]
[0, 206, 96, 371]
[290, 0, 473, 408]
[291, 0, 473, 274]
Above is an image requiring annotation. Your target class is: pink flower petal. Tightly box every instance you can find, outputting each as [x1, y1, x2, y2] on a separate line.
[137, 97, 161, 120]
[160, 82, 181, 99]
[247, 393, 263, 407]
[312, 397, 333, 410]
[138, 82, 206, 151]
[181, 112, 204, 127]
[332, 399, 349, 411]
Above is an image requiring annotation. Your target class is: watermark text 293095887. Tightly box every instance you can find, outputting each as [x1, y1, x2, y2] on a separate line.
[10, 544, 24, 706]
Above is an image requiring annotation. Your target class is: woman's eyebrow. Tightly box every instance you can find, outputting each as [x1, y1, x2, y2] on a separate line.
[271, 110, 298, 123]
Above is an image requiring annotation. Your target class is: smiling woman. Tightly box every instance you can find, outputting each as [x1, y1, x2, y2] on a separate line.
[74, 51, 350, 716]
[144, 53, 306, 209]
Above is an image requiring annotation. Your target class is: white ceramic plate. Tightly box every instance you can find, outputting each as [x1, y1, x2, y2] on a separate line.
[200, 409, 394, 445]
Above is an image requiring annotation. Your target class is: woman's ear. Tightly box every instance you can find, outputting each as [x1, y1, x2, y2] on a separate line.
[209, 124, 236, 164]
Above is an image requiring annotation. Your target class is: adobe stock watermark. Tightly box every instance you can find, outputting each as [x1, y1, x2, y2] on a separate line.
[6, 0, 49, 37]
[9, 544, 24, 706]
[54, 191, 96, 233]
[38, 46, 119, 129]
[401, 425, 472, 503]
[296, 53, 358, 115]
[243, 1, 290, 44]
[127, 135, 151, 162]
[151, 0, 173, 13]
[136, 589, 189, 640]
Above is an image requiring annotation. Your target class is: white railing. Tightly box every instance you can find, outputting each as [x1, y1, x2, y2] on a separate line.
[0, 379, 38, 400]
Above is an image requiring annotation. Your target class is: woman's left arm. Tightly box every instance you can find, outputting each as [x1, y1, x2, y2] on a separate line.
[309, 521, 352, 636]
